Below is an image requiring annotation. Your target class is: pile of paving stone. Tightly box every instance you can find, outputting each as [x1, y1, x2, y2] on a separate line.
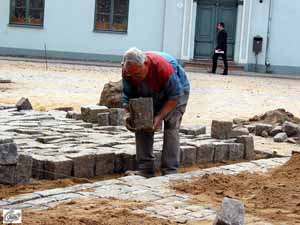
[234, 119, 300, 144]
[0, 104, 255, 181]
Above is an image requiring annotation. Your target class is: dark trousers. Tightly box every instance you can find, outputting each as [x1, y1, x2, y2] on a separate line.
[135, 105, 186, 175]
[212, 52, 228, 74]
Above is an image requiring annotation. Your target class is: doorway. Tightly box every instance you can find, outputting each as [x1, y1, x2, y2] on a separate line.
[194, 0, 238, 60]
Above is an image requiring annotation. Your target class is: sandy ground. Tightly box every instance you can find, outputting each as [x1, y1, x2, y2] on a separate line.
[0, 198, 211, 225]
[174, 153, 300, 225]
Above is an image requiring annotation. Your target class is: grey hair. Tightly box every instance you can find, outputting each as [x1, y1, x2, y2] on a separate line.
[122, 47, 147, 67]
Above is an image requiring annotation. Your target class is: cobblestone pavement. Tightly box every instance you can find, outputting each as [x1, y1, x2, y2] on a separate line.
[0, 157, 288, 224]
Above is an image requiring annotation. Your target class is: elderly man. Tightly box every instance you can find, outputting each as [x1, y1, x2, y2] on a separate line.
[122, 47, 190, 178]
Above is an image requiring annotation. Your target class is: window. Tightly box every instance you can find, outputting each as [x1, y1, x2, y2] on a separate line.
[95, 0, 129, 33]
[10, 0, 44, 27]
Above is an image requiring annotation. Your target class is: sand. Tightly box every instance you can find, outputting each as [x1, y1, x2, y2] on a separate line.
[173, 152, 300, 225]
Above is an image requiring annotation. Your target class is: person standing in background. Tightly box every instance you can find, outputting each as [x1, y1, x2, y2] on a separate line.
[211, 22, 228, 75]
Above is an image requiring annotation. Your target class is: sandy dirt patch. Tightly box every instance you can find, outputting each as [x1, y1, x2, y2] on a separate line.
[0, 198, 212, 225]
[173, 153, 300, 225]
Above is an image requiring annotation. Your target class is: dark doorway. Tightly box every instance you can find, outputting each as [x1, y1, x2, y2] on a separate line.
[194, 0, 238, 59]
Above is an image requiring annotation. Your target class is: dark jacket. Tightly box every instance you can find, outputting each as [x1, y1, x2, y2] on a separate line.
[216, 29, 227, 52]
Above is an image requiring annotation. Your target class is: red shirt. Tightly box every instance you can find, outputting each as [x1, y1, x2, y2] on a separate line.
[144, 52, 175, 92]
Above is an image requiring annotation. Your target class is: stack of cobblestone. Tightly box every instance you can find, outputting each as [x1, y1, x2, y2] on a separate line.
[0, 137, 32, 184]
[0, 106, 255, 180]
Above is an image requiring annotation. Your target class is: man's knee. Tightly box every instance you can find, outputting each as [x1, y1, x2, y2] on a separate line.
[164, 110, 184, 130]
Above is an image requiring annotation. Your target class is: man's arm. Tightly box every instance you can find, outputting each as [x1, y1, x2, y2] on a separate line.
[153, 99, 178, 129]
[122, 78, 133, 111]
[217, 31, 227, 51]
[153, 72, 183, 130]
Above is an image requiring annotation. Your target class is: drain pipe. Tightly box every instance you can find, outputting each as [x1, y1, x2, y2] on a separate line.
[265, 0, 273, 73]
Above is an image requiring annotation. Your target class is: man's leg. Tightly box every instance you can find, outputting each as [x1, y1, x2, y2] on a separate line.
[222, 54, 228, 75]
[161, 106, 185, 175]
[135, 131, 155, 177]
[211, 53, 219, 73]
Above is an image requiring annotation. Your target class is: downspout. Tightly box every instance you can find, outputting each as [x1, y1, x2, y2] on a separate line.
[161, 0, 167, 51]
[265, 0, 273, 73]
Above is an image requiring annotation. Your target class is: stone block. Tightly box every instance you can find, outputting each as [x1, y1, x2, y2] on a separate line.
[233, 117, 248, 125]
[36, 136, 64, 144]
[66, 111, 82, 120]
[0, 164, 15, 184]
[255, 123, 272, 136]
[81, 105, 109, 123]
[97, 113, 110, 126]
[44, 156, 73, 179]
[0, 154, 32, 185]
[109, 108, 125, 126]
[14, 154, 33, 184]
[273, 132, 288, 143]
[228, 143, 244, 161]
[180, 146, 197, 165]
[180, 125, 206, 136]
[245, 125, 256, 133]
[270, 126, 283, 137]
[282, 121, 300, 137]
[114, 150, 137, 173]
[0, 137, 13, 144]
[229, 126, 249, 138]
[16, 97, 33, 111]
[213, 197, 244, 225]
[211, 120, 233, 139]
[67, 153, 95, 178]
[196, 143, 214, 163]
[94, 149, 115, 176]
[31, 155, 49, 179]
[0, 143, 19, 165]
[129, 98, 153, 131]
[213, 143, 229, 162]
[113, 151, 123, 173]
[236, 135, 255, 160]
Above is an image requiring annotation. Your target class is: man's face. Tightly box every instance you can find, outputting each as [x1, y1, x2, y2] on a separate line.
[217, 24, 223, 31]
[122, 62, 148, 83]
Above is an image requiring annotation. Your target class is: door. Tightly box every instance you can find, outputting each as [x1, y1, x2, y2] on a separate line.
[194, 0, 237, 59]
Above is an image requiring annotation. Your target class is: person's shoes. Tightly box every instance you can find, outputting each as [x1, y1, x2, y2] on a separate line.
[124, 170, 155, 178]
[222, 72, 228, 75]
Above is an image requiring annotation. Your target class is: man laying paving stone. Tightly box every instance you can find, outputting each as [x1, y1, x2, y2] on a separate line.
[121, 47, 190, 178]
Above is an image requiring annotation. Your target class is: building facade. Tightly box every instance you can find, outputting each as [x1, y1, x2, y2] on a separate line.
[0, 0, 299, 74]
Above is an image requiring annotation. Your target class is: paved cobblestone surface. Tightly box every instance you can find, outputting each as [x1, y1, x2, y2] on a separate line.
[0, 157, 289, 223]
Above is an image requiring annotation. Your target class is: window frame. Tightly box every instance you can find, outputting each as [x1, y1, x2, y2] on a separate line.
[9, 0, 45, 28]
[94, 0, 129, 34]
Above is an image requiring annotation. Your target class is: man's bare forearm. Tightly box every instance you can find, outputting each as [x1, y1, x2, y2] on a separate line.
[157, 99, 178, 120]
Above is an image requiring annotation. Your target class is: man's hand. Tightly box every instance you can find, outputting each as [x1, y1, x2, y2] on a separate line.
[124, 112, 136, 132]
[153, 115, 163, 131]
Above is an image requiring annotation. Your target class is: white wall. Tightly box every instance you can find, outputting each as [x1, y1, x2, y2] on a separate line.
[0, 0, 166, 57]
[268, 0, 300, 67]
[247, 0, 270, 66]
